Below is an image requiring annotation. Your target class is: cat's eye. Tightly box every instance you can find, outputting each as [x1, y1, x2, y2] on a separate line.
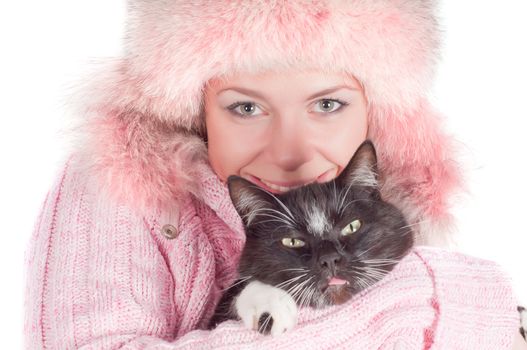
[281, 237, 306, 248]
[341, 219, 362, 236]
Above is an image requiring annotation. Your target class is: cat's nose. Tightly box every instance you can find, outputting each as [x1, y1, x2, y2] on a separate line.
[319, 251, 341, 271]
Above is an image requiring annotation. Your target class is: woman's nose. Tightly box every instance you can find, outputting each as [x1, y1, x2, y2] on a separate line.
[268, 119, 315, 171]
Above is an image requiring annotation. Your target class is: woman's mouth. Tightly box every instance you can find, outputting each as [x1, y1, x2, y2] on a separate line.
[245, 169, 335, 194]
[259, 179, 305, 192]
[246, 175, 307, 193]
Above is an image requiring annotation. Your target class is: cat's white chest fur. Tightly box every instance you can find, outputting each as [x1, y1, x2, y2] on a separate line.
[235, 280, 298, 336]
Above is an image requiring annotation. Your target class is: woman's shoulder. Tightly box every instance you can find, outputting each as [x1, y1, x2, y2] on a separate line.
[24, 154, 221, 348]
[409, 246, 516, 295]
[412, 245, 512, 276]
[56, 151, 195, 218]
[28, 152, 199, 255]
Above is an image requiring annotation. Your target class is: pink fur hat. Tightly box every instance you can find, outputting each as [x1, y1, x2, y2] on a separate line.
[69, 0, 462, 244]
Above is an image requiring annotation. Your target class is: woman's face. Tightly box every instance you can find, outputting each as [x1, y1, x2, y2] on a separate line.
[204, 70, 368, 194]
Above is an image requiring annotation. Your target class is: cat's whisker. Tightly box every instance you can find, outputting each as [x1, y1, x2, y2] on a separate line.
[250, 185, 297, 224]
[255, 219, 295, 228]
[275, 268, 308, 273]
[293, 282, 314, 309]
[259, 207, 296, 225]
[299, 281, 317, 309]
[361, 258, 399, 263]
[294, 281, 310, 308]
[397, 219, 431, 231]
[355, 266, 389, 281]
[360, 264, 395, 270]
[351, 269, 382, 290]
[356, 274, 381, 291]
[340, 198, 377, 214]
[353, 229, 414, 262]
[288, 276, 313, 296]
[360, 271, 387, 281]
[242, 207, 295, 227]
[360, 263, 396, 269]
[302, 281, 316, 306]
[350, 267, 376, 280]
[337, 183, 354, 214]
[339, 198, 360, 215]
[357, 264, 389, 273]
[301, 281, 316, 308]
[354, 275, 370, 291]
[273, 269, 308, 288]
[241, 214, 290, 227]
[289, 277, 313, 302]
[358, 276, 374, 289]
[351, 264, 388, 279]
[309, 283, 319, 307]
[258, 313, 273, 334]
[332, 180, 338, 211]
[276, 279, 306, 291]
[337, 181, 379, 214]
[354, 240, 384, 259]
[220, 275, 253, 292]
[360, 259, 400, 267]
[275, 273, 307, 289]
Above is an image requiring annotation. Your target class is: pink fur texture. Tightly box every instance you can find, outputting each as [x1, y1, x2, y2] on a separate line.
[66, 0, 462, 244]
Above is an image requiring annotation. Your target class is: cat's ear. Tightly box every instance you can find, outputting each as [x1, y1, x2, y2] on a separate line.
[336, 140, 379, 194]
[227, 175, 275, 226]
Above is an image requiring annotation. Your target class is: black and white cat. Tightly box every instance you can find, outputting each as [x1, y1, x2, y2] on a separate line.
[208, 140, 414, 335]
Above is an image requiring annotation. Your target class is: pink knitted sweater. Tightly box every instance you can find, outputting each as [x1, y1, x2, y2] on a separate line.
[24, 156, 519, 349]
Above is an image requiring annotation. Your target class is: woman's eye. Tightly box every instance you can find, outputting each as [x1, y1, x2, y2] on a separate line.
[341, 219, 362, 236]
[313, 99, 349, 114]
[281, 237, 306, 248]
[227, 101, 264, 117]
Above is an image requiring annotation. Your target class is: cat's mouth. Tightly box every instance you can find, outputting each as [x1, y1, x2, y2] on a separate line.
[328, 277, 349, 286]
[321, 276, 350, 292]
[320, 276, 353, 306]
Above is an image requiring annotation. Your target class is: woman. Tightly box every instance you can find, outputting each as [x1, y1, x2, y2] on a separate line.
[24, 1, 525, 348]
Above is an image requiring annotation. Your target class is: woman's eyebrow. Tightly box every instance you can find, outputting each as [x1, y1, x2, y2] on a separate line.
[305, 86, 359, 100]
[217, 85, 359, 100]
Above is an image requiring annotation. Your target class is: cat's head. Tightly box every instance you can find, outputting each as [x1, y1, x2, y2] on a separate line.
[227, 140, 414, 308]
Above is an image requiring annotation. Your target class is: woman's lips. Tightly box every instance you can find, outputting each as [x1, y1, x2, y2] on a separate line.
[245, 168, 335, 194]
[316, 168, 336, 183]
[245, 175, 301, 193]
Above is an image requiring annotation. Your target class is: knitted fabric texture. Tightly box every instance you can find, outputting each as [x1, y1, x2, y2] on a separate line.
[24, 156, 519, 349]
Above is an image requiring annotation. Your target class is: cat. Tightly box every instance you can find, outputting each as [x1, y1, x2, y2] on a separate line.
[208, 140, 414, 335]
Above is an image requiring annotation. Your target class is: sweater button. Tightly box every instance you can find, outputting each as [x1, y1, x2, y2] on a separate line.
[161, 224, 178, 239]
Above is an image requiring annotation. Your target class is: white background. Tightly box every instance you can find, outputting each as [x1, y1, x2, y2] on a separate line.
[1, 1, 525, 348]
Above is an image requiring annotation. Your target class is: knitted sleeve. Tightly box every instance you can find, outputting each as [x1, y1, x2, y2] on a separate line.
[23, 156, 188, 349]
[144, 247, 518, 350]
[24, 158, 519, 349]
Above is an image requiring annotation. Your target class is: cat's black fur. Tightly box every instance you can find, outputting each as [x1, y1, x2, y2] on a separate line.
[208, 140, 414, 332]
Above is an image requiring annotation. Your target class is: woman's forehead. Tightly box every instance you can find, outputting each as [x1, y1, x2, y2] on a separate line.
[206, 70, 363, 96]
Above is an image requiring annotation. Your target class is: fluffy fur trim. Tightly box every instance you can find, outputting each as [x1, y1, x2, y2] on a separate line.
[369, 100, 464, 245]
[65, 0, 463, 244]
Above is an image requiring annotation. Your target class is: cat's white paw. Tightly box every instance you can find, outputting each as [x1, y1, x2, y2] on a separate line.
[235, 280, 298, 336]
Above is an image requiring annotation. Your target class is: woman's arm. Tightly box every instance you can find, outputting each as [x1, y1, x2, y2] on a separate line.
[25, 158, 385, 349]
[24, 158, 522, 349]
[23, 158, 427, 349]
